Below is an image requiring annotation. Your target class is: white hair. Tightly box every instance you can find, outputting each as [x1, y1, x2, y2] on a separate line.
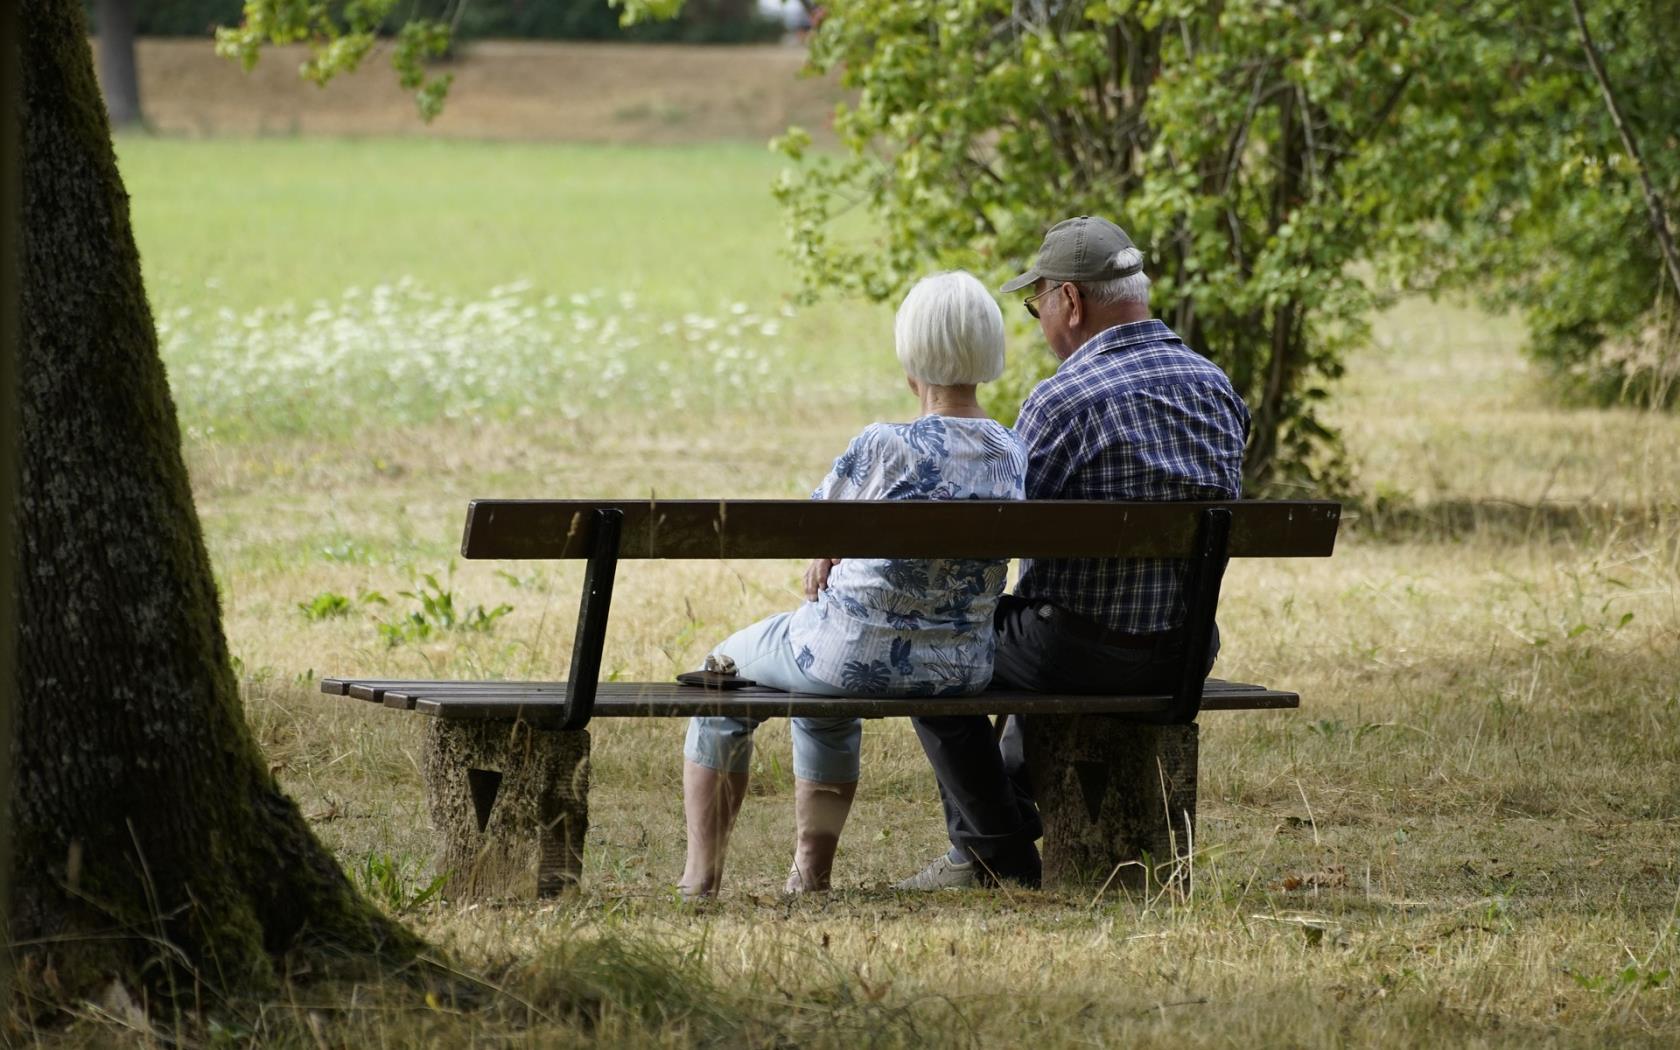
[1076, 247, 1151, 306]
[894, 270, 1006, 385]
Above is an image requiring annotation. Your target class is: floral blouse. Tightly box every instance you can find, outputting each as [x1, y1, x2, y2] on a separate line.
[784, 415, 1028, 696]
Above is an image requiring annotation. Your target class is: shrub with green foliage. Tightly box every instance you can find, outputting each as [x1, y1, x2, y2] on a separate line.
[1413, 0, 1680, 407]
[774, 0, 1680, 491]
[776, 2, 1431, 490]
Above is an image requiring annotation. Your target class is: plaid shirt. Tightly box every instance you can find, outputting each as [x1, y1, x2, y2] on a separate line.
[1014, 319, 1249, 633]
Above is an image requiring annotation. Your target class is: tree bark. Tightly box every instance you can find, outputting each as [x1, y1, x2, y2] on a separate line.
[10, 0, 419, 1008]
[94, 0, 142, 129]
[1244, 85, 1310, 488]
[2, 0, 24, 1012]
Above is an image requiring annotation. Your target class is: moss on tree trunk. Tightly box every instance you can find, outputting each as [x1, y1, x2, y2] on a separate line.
[9, 0, 421, 1009]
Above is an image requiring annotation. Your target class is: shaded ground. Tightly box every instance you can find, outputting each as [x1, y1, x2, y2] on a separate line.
[121, 38, 843, 143]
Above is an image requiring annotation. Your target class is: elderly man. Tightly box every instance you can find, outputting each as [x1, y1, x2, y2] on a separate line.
[897, 216, 1251, 890]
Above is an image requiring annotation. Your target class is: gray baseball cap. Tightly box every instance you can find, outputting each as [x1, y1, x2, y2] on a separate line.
[1000, 216, 1142, 293]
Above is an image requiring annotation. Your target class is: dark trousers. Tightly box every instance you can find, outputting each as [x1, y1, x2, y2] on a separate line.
[911, 595, 1218, 867]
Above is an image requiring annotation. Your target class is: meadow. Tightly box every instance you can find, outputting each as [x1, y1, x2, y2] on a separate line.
[73, 133, 1680, 1046]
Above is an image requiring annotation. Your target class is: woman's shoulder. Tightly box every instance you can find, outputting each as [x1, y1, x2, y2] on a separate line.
[844, 420, 901, 448]
[848, 416, 1023, 469]
[944, 416, 1026, 451]
[962, 416, 1025, 444]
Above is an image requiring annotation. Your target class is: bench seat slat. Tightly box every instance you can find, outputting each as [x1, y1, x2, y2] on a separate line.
[322, 678, 1296, 725]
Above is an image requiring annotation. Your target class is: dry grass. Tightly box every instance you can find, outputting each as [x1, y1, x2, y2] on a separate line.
[38, 296, 1665, 1047]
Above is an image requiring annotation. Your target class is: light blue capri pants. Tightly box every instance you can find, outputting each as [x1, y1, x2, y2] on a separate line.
[683, 612, 861, 784]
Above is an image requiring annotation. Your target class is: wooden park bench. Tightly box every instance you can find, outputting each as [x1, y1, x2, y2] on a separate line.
[322, 498, 1340, 898]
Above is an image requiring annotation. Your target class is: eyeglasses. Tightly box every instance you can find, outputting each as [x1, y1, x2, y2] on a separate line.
[1022, 283, 1064, 319]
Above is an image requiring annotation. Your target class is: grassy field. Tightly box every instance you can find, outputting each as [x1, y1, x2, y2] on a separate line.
[125, 136, 892, 442]
[59, 135, 1680, 1046]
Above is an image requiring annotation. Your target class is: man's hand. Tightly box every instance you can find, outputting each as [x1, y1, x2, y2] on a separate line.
[803, 558, 843, 601]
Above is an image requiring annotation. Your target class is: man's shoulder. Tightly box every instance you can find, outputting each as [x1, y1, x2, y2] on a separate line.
[1030, 335, 1220, 401]
[1130, 340, 1235, 383]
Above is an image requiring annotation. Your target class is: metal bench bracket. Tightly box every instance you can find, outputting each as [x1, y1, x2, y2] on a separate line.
[561, 508, 623, 730]
[1170, 507, 1233, 724]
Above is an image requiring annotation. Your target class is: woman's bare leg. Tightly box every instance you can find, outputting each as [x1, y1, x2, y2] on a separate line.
[679, 759, 750, 898]
[785, 777, 858, 893]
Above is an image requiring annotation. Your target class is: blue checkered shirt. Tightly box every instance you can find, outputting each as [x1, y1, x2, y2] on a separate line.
[1013, 319, 1249, 633]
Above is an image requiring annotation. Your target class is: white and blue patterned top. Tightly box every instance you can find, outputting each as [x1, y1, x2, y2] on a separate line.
[1014, 319, 1249, 633]
[785, 416, 1028, 696]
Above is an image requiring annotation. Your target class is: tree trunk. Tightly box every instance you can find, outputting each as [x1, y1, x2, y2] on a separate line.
[10, 0, 419, 1008]
[2, 0, 23, 1012]
[94, 0, 142, 129]
[1244, 86, 1310, 490]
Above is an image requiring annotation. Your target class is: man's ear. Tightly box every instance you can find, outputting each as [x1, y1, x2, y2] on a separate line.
[1063, 284, 1083, 330]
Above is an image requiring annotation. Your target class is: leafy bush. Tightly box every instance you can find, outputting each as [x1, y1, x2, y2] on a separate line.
[776, 1, 1477, 491]
[778, 1, 1680, 493]
[297, 590, 353, 621]
[1415, 0, 1680, 408]
[378, 570, 512, 646]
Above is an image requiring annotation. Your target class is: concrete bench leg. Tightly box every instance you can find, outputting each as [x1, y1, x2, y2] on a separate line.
[421, 719, 590, 899]
[1023, 717, 1197, 892]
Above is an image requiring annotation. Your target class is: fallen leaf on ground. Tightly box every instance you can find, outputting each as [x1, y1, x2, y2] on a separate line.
[1281, 864, 1348, 891]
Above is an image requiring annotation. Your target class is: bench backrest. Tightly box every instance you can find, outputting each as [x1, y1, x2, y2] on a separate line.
[460, 499, 1341, 560]
[457, 498, 1341, 732]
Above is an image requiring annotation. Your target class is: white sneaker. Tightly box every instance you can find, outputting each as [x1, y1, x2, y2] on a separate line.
[892, 852, 981, 890]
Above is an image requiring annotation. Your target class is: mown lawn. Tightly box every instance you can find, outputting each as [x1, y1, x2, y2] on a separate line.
[58, 136, 1680, 1047]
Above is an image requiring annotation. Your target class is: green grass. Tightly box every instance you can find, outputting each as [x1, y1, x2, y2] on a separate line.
[122, 137, 823, 311]
[118, 136, 897, 438]
[55, 135, 1680, 1048]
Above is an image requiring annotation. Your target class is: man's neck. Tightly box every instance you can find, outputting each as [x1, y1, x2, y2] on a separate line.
[1085, 302, 1151, 334]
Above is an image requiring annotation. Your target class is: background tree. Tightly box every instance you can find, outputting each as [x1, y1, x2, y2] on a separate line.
[2, 0, 22, 1010]
[773, 0, 1679, 489]
[9, 0, 422, 1010]
[1420, 0, 1680, 406]
[93, 0, 143, 127]
[774, 1, 1452, 489]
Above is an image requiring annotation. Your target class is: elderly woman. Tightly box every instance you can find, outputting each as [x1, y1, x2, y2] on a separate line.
[679, 270, 1028, 898]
